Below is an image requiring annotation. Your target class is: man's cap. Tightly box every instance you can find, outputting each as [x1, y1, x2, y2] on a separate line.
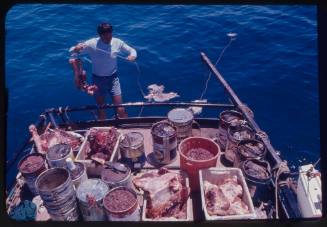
[97, 23, 113, 35]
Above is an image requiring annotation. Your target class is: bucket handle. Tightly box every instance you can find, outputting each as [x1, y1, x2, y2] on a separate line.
[192, 120, 201, 136]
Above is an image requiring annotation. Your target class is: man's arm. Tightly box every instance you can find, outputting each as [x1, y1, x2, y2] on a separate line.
[121, 42, 137, 61]
[69, 43, 88, 54]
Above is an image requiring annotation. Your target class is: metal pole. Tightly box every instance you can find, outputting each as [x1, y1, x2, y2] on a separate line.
[45, 102, 235, 114]
[200, 52, 283, 166]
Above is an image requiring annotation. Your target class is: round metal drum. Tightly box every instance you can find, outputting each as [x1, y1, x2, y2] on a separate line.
[120, 132, 146, 170]
[168, 108, 194, 140]
[35, 168, 79, 221]
[46, 144, 74, 169]
[76, 179, 109, 221]
[151, 121, 177, 164]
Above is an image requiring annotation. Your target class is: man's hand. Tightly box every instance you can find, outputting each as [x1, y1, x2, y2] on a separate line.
[71, 43, 87, 53]
[127, 55, 136, 61]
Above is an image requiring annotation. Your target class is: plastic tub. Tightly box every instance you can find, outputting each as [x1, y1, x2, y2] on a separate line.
[179, 137, 220, 192]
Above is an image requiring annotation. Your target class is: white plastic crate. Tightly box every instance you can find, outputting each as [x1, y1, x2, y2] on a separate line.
[199, 167, 256, 220]
[133, 169, 193, 221]
[75, 127, 121, 174]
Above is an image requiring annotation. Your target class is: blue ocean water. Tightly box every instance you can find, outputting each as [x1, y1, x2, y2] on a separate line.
[5, 4, 319, 187]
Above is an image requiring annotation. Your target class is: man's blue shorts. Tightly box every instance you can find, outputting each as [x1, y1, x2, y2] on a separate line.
[92, 73, 122, 97]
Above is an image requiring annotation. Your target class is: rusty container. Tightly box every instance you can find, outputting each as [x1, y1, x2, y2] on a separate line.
[225, 124, 255, 165]
[76, 179, 109, 221]
[35, 168, 79, 221]
[151, 121, 178, 164]
[234, 139, 267, 168]
[18, 153, 47, 195]
[241, 159, 272, 205]
[218, 110, 245, 151]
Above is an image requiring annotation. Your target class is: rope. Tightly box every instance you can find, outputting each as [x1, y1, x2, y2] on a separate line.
[313, 158, 320, 168]
[200, 37, 234, 100]
[273, 161, 289, 219]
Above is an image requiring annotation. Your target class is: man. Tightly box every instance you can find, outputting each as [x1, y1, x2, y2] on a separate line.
[69, 22, 137, 119]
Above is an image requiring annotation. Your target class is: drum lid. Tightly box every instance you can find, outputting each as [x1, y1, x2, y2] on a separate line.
[168, 108, 193, 124]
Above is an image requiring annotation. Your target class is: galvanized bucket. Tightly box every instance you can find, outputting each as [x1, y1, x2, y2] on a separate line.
[35, 168, 79, 221]
[224, 124, 255, 165]
[103, 186, 140, 221]
[66, 159, 88, 190]
[76, 179, 109, 221]
[101, 163, 132, 189]
[151, 121, 177, 164]
[18, 153, 47, 195]
[119, 132, 146, 170]
[46, 144, 74, 169]
[167, 108, 201, 141]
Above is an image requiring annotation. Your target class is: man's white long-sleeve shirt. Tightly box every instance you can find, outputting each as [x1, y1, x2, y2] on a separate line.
[76, 37, 137, 77]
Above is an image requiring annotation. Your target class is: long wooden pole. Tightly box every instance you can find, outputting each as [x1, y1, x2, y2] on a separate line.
[200, 52, 283, 166]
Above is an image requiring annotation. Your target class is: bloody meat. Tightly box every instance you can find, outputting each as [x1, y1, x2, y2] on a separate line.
[133, 168, 189, 219]
[204, 176, 249, 216]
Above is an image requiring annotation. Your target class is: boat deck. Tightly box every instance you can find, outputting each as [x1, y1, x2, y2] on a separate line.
[117, 127, 224, 169]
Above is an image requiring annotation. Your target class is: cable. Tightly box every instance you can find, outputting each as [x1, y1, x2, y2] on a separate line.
[199, 35, 235, 100]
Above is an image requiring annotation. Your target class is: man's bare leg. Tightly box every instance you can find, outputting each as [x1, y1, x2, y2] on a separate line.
[95, 95, 107, 120]
[112, 95, 128, 118]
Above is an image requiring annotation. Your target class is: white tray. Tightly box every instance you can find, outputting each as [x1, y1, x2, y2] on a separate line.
[75, 127, 121, 174]
[133, 169, 193, 222]
[199, 167, 256, 220]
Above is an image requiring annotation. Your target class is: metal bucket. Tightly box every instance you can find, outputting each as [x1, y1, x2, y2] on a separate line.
[119, 132, 146, 170]
[101, 163, 132, 189]
[18, 153, 47, 195]
[46, 144, 74, 169]
[234, 139, 267, 168]
[167, 108, 200, 141]
[241, 159, 272, 205]
[218, 110, 245, 151]
[151, 121, 177, 164]
[76, 179, 109, 221]
[103, 186, 140, 221]
[224, 124, 255, 165]
[66, 159, 88, 190]
[35, 168, 79, 221]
